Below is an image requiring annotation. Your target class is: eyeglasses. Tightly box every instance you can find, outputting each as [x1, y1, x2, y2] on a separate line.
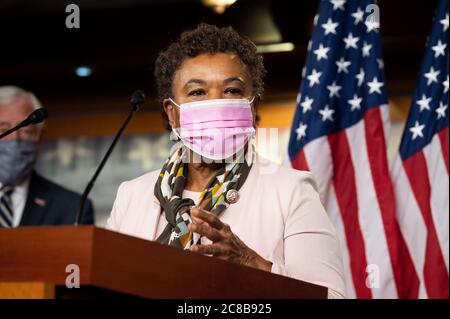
[0, 123, 41, 141]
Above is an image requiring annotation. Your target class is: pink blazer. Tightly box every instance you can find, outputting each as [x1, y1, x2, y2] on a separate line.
[106, 155, 346, 298]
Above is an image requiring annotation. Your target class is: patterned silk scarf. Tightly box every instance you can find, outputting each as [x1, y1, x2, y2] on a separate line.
[154, 145, 253, 249]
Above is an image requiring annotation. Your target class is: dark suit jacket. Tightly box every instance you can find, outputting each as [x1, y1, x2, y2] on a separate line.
[19, 172, 94, 226]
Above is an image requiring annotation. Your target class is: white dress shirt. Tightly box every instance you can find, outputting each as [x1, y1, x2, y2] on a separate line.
[0, 178, 30, 227]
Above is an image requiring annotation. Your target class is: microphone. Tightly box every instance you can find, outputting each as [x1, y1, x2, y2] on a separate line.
[130, 90, 145, 111]
[0, 108, 48, 140]
[75, 90, 146, 225]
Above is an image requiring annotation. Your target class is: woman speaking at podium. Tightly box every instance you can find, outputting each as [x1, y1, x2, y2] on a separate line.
[107, 23, 346, 298]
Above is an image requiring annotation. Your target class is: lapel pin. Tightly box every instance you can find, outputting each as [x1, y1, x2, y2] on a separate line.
[34, 198, 46, 207]
[225, 189, 239, 204]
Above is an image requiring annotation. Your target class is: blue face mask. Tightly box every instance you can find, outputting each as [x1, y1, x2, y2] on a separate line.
[0, 140, 37, 186]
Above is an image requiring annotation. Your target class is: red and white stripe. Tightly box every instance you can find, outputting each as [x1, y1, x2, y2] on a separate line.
[292, 105, 419, 298]
[392, 127, 449, 298]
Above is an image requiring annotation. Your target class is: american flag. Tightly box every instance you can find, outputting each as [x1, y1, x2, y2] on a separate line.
[391, 0, 449, 298]
[288, 0, 417, 298]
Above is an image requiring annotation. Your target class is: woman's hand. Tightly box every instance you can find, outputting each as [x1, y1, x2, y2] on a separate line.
[188, 207, 272, 272]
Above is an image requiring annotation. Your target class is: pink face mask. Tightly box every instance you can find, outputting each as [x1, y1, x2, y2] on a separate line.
[170, 98, 256, 160]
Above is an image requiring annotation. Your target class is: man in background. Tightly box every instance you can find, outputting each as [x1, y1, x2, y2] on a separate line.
[0, 86, 94, 227]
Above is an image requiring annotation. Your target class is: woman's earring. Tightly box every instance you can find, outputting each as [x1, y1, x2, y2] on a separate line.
[169, 128, 179, 141]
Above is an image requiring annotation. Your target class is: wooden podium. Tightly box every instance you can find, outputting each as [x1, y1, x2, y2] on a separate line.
[0, 226, 327, 299]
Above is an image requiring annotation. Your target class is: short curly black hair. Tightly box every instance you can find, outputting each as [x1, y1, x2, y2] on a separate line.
[154, 23, 266, 131]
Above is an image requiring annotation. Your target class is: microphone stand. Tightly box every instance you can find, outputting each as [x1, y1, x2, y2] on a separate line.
[0, 108, 48, 140]
[75, 98, 143, 225]
[0, 125, 25, 140]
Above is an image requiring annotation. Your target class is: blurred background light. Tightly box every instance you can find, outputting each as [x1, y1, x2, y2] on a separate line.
[256, 42, 295, 53]
[75, 66, 92, 77]
[202, 0, 237, 14]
